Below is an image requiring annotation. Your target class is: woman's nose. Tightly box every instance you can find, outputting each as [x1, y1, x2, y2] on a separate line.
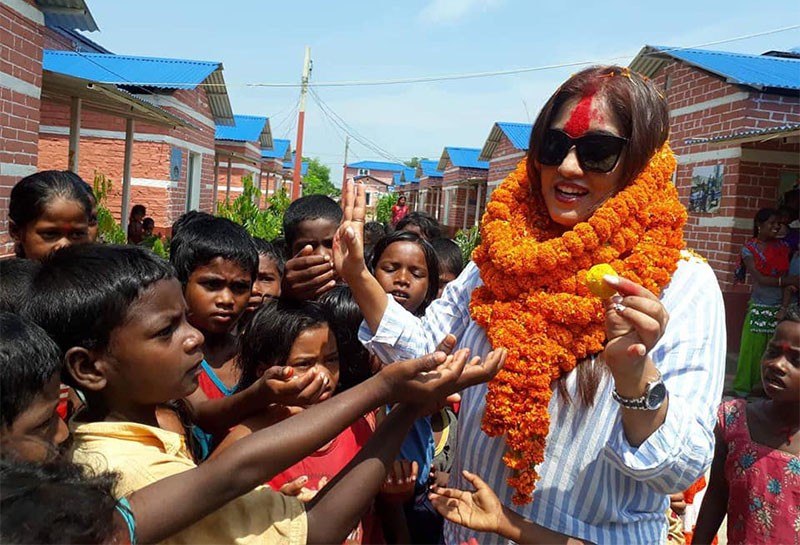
[557, 147, 584, 178]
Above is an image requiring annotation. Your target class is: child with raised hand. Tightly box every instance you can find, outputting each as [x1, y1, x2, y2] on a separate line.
[692, 315, 800, 545]
[430, 237, 465, 298]
[370, 231, 439, 316]
[281, 194, 342, 300]
[23, 243, 505, 545]
[246, 237, 284, 317]
[8, 170, 93, 260]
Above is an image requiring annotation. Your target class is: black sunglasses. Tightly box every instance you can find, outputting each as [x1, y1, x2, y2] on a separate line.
[538, 129, 628, 173]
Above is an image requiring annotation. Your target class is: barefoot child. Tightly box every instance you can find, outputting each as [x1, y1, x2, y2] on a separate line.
[22, 244, 505, 544]
[693, 316, 800, 545]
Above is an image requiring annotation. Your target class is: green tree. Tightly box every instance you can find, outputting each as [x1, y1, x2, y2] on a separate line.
[92, 172, 126, 245]
[454, 225, 481, 264]
[375, 193, 397, 224]
[403, 157, 428, 168]
[302, 157, 340, 198]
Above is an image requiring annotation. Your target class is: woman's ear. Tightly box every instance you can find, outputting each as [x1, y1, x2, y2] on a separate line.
[63, 347, 108, 392]
[8, 220, 21, 243]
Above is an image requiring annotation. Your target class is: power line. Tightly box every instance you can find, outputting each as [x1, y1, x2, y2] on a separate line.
[112, 24, 799, 89]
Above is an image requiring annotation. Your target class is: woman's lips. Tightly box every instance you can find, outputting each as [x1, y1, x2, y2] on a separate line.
[554, 182, 589, 203]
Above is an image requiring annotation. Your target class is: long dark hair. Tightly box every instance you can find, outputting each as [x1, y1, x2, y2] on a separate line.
[753, 207, 778, 238]
[9, 170, 92, 257]
[526, 66, 670, 407]
[369, 231, 440, 315]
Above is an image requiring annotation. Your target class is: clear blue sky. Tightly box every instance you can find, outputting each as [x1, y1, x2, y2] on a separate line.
[83, 0, 799, 185]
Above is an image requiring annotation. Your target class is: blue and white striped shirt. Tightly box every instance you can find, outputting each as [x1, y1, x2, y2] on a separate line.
[359, 253, 726, 545]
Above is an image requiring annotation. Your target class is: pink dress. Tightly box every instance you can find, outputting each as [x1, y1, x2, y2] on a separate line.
[719, 399, 800, 545]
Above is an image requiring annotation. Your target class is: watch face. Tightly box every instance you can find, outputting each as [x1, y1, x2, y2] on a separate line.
[646, 382, 667, 410]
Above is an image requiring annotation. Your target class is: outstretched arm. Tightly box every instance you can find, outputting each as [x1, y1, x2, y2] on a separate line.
[429, 470, 587, 544]
[126, 348, 504, 544]
[691, 424, 729, 544]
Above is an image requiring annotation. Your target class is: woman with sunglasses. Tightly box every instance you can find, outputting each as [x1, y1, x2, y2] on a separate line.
[334, 66, 726, 545]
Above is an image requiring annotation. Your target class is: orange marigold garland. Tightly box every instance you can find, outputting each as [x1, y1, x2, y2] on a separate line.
[469, 143, 687, 505]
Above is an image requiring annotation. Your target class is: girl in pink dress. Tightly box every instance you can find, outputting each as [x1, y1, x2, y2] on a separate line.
[693, 316, 800, 545]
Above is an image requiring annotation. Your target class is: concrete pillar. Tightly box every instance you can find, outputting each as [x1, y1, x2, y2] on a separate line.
[475, 183, 483, 227]
[120, 118, 134, 233]
[68, 97, 81, 173]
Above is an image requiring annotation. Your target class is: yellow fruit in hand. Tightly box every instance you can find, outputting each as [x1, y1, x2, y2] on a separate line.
[585, 264, 618, 298]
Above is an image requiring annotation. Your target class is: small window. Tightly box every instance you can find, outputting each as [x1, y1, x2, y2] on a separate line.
[358, 168, 370, 176]
[365, 192, 372, 205]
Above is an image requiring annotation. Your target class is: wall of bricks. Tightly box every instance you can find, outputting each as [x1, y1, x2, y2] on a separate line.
[37, 83, 220, 232]
[652, 60, 800, 350]
[487, 135, 526, 184]
[1, 0, 43, 255]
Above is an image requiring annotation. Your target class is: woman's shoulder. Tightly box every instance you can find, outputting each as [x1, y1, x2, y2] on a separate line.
[668, 250, 719, 290]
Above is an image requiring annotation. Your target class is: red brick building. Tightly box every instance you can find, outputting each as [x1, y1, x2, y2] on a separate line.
[416, 159, 444, 220]
[344, 160, 404, 218]
[631, 46, 800, 349]
[479, 122, 532, 200]
[437, 147, 489, 233]
[260, 137, 291, 206]
[215, 114, 272, 206]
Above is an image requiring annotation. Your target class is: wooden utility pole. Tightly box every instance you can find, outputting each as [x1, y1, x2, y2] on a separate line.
[292, 46, 311, 201]
[341, 135, 349, 188]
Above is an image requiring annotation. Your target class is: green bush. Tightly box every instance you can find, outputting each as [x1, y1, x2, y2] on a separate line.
[92, 172, 126, 245]
[375, 193, 397, 224]
[216, 175, 289, 241]
[454, 225, 481, 264]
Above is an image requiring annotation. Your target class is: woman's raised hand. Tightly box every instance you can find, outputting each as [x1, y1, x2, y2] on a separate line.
[601, 275, 669, 372]
[333, 180, 367, 282]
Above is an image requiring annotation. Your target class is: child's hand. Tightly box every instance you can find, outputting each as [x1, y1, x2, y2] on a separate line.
[279, 475, 327, 503]
[259, 366, 329, 407]
[669, 492, 686, 516]
[333, 181, 367, 283]
[282, 245, 336, 300]
[429, 470, 504, 535]
[601, 275, 669, 372]
[380, 347, 506, 406]
[380, 460, 418, 503]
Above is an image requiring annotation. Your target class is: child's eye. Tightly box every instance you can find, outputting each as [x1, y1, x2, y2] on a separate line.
[156, 323, 176, 338]
[201, 280, 223, 290]
[39, 231, 61, 241]
[232, 282, 252, 294]
[411, 269, 427, 279]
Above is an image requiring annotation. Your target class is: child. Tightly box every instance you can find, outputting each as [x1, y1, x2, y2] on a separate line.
[395, 211, 442, 240]
[142, 217, 155, 238]
[364, 221, 387, 261]
[127, 204, 146, 244]
[369, 230, 443, 543]
[369, 231, 439, 316]
[23, 243, 504, 545]
[430, 237, 464, 297]
[238, 300, 383, 543]
[693, 316, 800, 545]
[246, 237, 284, 316]
[281, 194, 342, 300]
[8, 170, 92, 260]
[77, 178, 99, 242]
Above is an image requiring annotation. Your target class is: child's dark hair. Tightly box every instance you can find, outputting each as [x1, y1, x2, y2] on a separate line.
[142, 217, 155, 230]
[253, 237, 285, 276]
[318, 286, 372, 391]
[753, 207, 778, 237]
[238, 300, 331, 390]
[131, 204, 146, 218]
[171, 210, 210, 239]
[170, 215, 258, 284]
[282, 195, 343, 253]
[24, 244, 174, 360]
[369, 231, 440, 314]
[430, 237, 464, 277]
[395, 211, 442, 240]
[0, 259, 41, 313]
[0, 458, 121, 544]
[9, 170, 92, 257]
[0, 312, 62, 429]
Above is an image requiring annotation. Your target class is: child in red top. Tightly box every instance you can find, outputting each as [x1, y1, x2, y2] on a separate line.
[238, 300, 386, 543]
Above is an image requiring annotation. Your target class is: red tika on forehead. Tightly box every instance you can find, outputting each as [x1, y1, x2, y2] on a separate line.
[563, 92, 596, 137]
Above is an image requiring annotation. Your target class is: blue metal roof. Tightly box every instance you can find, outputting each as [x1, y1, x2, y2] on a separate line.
[650, 46, 800, 90]
[497, 122, 532, 150]
[392, 173, 405, 186]
[418, 159, 443, 178]
[284, 153, 309, 176]
[262, 138, 291, 160]
[441, 147, 489, 170]
[43, 50, 220, 89]
[346, 160, 406, 172]
[215, 115, 268, 142]
[401, 167, 418, 183]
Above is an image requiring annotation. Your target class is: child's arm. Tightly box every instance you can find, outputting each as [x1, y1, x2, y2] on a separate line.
[124, 347, 504, 544]
[429, 471, 587, 545]
[777, 284, 798, 320]
[690, 423, 729, 545]
[333, 181, 390, 332]
[184, 365, 327, 436]
[304, 404, 419, 544]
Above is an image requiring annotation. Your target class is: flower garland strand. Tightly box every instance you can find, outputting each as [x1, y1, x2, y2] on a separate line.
[469, 143, 687, 505]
